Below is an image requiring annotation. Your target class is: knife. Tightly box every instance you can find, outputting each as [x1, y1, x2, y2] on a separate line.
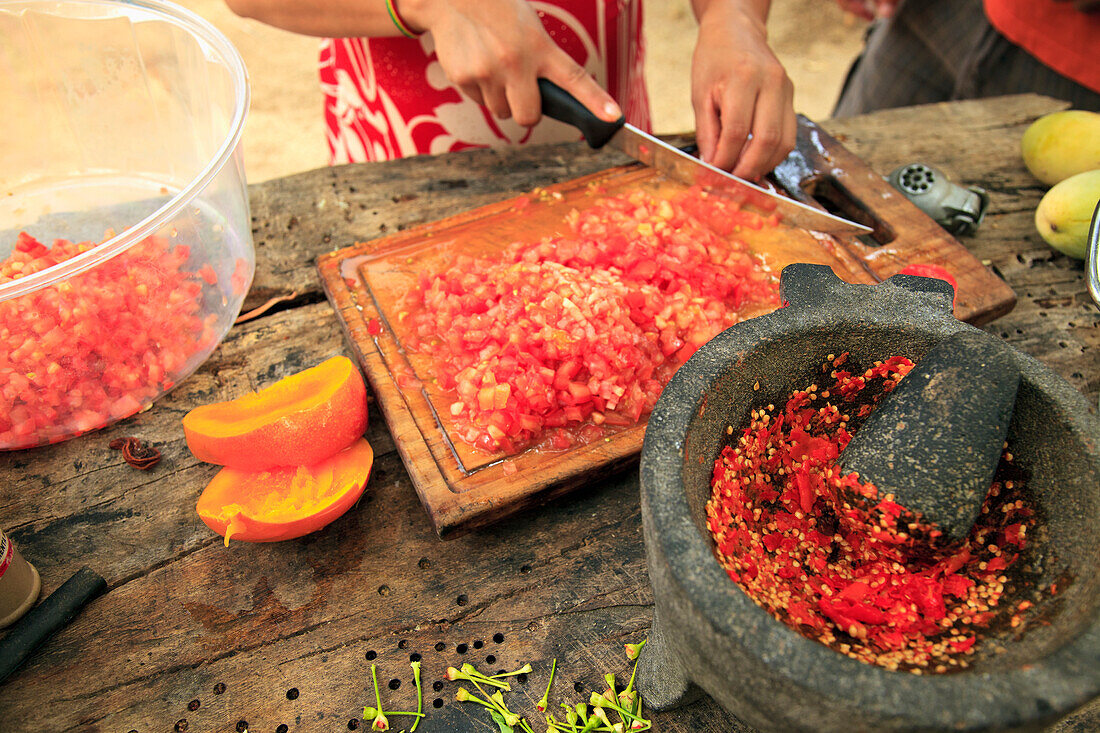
[538, 79, 872, 237]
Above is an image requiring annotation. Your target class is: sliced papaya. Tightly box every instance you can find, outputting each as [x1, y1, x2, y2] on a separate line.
[183, 356, 368, 471]
[196, 437, 374, 545]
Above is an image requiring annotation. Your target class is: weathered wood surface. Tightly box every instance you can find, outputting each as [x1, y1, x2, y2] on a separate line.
[1, 94, 1097, 733]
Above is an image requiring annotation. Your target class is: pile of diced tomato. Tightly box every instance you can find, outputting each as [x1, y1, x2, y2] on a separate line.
[401, 187, 781, 453]
[0, 232, 218, 449]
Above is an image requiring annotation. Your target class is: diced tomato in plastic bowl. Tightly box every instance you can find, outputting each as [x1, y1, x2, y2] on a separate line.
[0, 0, 254, 450]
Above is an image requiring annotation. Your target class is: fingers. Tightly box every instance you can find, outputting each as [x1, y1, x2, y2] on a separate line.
[447, 31, 614, 128]
[505, 76, 542, 128]
[703, 84, 751, 173]
[543, 52, 622, 123]
[692, 85, 721, 167]
[694, 57, 795, 180]
[450, 58, 524, 123]
[455, 81, 486, 109]
[730, 72, 796, 180]
[481, 80, 513, 121]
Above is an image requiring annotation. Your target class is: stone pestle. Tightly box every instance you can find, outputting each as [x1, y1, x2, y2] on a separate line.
[838, 330, 1020, 543]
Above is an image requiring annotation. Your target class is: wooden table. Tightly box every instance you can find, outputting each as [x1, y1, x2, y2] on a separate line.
[2, 94, 1097, 733]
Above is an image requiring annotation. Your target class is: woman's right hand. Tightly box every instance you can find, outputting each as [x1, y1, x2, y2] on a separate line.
[399, 0, 621, 127]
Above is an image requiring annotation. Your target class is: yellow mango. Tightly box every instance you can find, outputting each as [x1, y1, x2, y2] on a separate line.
[1021, 110, 1100, 186]
[1034, 169, 1100, 260]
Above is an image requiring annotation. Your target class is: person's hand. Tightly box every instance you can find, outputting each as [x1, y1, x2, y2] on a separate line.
[1053, 0, 1100, 13]
[691, 1, 796, 179]
[399, 0, 621, 127]
[835, 0, 899, 21]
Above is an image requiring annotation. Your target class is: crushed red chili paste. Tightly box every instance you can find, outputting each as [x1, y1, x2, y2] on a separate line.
[400, 187, 781, 454]
[1, 233, 218, 450]
[706, 353, 1035, 673]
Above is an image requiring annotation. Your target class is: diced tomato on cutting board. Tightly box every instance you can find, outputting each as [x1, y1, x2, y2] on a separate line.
[399, 187, 782, 453]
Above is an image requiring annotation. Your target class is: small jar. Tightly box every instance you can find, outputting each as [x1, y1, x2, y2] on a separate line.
[0, 530, 41, 628]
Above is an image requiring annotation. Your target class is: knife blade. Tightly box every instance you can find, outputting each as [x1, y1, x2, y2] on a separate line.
[538, 79, 872, 237]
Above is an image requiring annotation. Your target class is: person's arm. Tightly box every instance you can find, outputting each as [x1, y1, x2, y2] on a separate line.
[690, 0, 795, 179]
[223, 0, 621, 128]
[224, 0, 399, 37]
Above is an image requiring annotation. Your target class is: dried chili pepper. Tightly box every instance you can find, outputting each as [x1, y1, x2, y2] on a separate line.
[109, 437, 162, 470]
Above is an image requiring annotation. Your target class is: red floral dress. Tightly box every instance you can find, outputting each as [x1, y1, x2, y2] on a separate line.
[318, 0, 651, 163]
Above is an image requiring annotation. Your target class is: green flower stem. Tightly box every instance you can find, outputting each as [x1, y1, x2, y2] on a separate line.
[488, 663, 533, 679]
[456, 687, 499, 711]
[624, 650, 642, 695]
[462, 676, 519, 727]
[370, 664, 389, 731]
[489, 691, 521, 727]
[455, 664, 512, 690]
[537, 659, 557, 712]
[363, 708, 425, 720]
[587, 693, 648, 726]
[410, 661, 423, 733]
[545, 713, 574, 733]
[577, 717, 601, 733]
[555, 703, 580, 731]
[620, 639, 648, 729]
[371, 664, 384, 711]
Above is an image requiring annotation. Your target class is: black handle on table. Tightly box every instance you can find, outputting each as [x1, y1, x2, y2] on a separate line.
[538, 78, 625, 149]
[0, 566, 107, 684]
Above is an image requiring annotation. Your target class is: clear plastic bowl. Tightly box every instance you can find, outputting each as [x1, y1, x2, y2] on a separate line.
[0, 0, 254, 450]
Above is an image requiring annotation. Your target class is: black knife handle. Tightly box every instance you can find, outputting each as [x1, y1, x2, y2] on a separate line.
[0, 566, 107, 684]
[538, 78, 624, 149]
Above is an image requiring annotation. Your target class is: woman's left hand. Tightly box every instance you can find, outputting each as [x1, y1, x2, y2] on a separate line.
[691, 0, 796, 180]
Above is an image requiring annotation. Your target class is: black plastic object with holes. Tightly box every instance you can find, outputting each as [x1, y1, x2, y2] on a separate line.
[888, 163, 988, 236]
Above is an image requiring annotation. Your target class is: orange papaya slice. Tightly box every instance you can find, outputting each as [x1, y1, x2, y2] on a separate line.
[196, 437, 374, 545]
[183, 356, 368, 471]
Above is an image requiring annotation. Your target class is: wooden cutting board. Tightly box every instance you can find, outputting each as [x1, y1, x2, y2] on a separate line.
[317, 117, 1015, 539]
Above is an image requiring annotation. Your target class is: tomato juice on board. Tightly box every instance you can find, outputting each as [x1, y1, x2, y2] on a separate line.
[360, 177, 866, 462]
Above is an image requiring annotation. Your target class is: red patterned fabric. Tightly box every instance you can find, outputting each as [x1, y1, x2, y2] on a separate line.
[983, 0, 1100, 94]
[319, 0, 651, 164]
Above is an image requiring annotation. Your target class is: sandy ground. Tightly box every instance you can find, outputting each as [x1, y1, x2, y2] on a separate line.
[179, 0, 866, 183]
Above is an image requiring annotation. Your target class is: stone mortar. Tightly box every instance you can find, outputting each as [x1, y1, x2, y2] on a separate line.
[638, 263, 1100, 732]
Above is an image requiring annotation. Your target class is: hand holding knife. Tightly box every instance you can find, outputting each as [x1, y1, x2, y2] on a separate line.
[537, 79, 872, 237]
